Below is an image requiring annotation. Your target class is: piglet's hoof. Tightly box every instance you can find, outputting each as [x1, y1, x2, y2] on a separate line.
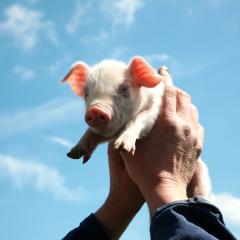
[67, 148, 85, 159]
[67, 146, 93, 164]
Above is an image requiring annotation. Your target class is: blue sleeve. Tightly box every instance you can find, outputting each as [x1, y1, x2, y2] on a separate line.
[62, 213, 110, 240]
[150, 197, 237, 240]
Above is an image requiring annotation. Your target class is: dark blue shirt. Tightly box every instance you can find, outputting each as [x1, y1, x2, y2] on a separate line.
[63, 197, 237, 240]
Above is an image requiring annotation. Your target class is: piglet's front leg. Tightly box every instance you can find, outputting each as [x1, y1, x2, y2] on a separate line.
[114, 108, 158, 155]
[67, 128, 107, 163]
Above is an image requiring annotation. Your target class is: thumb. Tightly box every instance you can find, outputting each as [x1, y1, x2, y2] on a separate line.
[158, 66, 173, 87]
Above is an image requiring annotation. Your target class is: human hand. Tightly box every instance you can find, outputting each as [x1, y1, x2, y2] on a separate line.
[95, 143, 144, 239]
[187, 158, 211, 199]
[120, 67, 204, 216]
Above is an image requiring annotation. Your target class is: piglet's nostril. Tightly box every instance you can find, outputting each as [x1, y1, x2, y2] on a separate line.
[87, 116, 93, 122]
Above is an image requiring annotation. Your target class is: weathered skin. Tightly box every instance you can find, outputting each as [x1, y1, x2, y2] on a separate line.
[62, 57, 171, 163]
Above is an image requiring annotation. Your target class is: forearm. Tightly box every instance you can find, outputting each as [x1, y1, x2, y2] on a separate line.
[137, 174, 188, 216]
[95, 194, 143, 240]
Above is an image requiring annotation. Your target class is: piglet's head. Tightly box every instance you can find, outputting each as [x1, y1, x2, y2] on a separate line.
[61, 62, 89, 97]
[62, 57, 163, 137]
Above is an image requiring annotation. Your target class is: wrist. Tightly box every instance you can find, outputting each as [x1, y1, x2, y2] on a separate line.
[139, 176, 188, 216]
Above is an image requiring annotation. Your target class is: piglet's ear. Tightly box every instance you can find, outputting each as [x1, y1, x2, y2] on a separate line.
[129, 56, 162, 88]
[61, 62, 89, 96]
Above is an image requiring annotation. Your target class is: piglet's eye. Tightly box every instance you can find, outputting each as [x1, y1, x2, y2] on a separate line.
[84, 89, 89, 98]
[118, 85, 129, 97]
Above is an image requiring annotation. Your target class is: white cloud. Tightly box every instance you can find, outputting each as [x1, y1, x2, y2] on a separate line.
[94, 29, 109, 43]
[95, 29, 109, 42]
[47, 136, 73, 148]
[101, 0, 143, 27]
[65, 2, 91, 34]
[13, 65, 36, 81]
[49, 56, 71, 75]
[144, 53, 171, 64]
[0, 154, 86, 201]
[80, 29, 109, 46]
[144, 53, 173, 71]
[111, 46, 127, 59]
[212, 193, 240, 226]
[207, 0, 238, 5]
[29, 0, 38, 3]
[144, 53, 207, 79]
[186, 7, 194, 17]
[0, 98, 83, 138]
[0, 4, 58, 49]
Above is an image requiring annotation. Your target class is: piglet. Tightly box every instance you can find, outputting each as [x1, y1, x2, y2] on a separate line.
[62, 56, 171, 163]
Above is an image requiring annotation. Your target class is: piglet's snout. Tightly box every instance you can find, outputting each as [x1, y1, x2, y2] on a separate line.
[85, 106, 110, 128]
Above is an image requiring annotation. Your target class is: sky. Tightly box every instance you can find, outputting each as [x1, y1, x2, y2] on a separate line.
[0, 0, 240, 239]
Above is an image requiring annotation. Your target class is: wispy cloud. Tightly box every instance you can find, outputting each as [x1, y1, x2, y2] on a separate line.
[144, 53, 171, 63]
[13, 65, 36, 82]
[100, 0, 143, 27]
[186, 7, 194, 17]
[144, 53, 206, 79]
[212, 193, 240, 226]
[49, 56, 71, 76]
[0, 154, 86, 201]
[0, 4, 58, 50]
[0, 98, 83, 138]
[80, 29, 109, 46]
[65, 2, 91, 34]
[47, 136, 73, 148]
[207, 0, 238, 6]
[144, 53, 174, 71]
[110, 46, 128, 60]
[28, 0, 38, 3]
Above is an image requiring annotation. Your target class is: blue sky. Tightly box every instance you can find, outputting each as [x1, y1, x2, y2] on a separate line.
[0, 0, 240, 239]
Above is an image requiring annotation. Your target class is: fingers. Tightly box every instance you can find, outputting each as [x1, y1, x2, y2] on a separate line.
[191, 104, 199, 123]
[158, 66, 173, 87]
[173, 88, 203, 158]
[187, 158, 211, 199]
[196, 124, 204, 158]
[158, 66, 196, 121]
[176, 88, 192, 118]
[162, 85, 193, 121]
[161, 86, 177, 120]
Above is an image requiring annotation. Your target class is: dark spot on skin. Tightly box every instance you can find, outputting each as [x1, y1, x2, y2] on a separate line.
[183, 126, 191, 137]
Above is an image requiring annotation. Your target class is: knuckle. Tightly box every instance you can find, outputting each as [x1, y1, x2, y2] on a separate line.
[177, 89, 191, 101]
[191, 104, 198, 114]
[181, 123, 199, 142]
[164, 86, 177, 97]
[198, 124, 205, 136]
[196, 148, 202, 159]
[163, 123, 179, 141]
[167, 120, 178, 131]
[191, 105, 199, 120]
[158, 66, 170, 75]
[199, 125, 204, 132]
[162, 114, 177, 127]
[183, 125, 192, 137]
